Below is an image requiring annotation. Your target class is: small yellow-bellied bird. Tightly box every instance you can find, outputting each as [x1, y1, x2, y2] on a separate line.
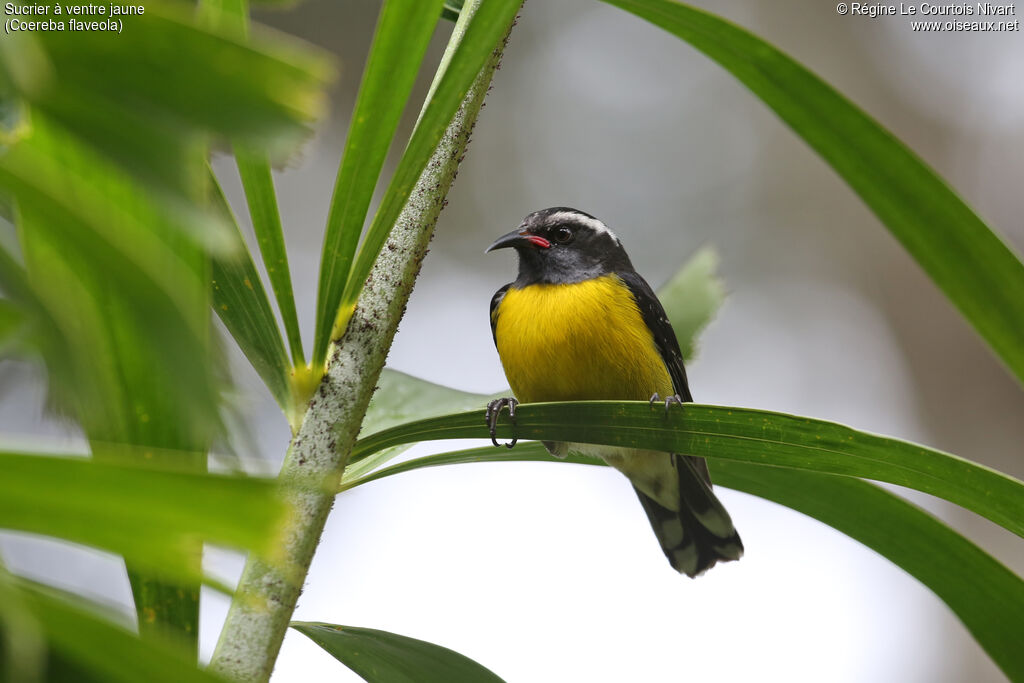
[485, 207, 742, 577]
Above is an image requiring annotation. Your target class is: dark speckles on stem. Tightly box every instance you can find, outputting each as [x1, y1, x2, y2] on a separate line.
[213, 16, 514, 678]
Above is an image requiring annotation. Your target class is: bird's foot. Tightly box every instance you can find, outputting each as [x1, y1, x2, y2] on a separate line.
[649, 392, 685, 417]
[485, 397, 519, 448]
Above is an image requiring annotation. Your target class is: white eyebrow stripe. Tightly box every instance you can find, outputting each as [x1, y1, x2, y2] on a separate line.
[547, 211, 621, 244]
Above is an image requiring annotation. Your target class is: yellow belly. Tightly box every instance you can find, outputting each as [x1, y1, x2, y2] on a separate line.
[494, 274, 674, 403]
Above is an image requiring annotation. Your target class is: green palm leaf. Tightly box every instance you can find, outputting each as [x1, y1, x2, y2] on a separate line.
[352, 402, 1024, 538]
[600, 0, 1024, 384]
[338, 441, 1024, 681]
[291, 622, 504, 683]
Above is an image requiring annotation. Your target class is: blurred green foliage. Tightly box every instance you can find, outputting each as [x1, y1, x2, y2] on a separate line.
[0, 0, 330, 676]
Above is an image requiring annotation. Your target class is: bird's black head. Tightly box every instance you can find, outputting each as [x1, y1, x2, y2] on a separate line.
[486, 207, 633, 285]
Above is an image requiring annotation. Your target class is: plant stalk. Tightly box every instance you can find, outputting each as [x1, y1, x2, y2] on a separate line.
[208, 5, 518, 680]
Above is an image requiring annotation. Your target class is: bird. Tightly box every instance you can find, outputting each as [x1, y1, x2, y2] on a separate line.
[484, 207, 742, 577]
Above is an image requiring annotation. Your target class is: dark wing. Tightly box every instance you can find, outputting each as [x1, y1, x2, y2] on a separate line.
[618, 270, 712, 486]
[489, 283, 512, 346]
[616, 270, 693, 402]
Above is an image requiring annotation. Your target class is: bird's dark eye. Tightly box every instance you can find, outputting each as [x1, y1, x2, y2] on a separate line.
[553, 227, 574, 244]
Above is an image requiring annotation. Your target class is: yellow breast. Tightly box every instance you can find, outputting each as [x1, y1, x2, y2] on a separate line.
[493, 274, 674, 404]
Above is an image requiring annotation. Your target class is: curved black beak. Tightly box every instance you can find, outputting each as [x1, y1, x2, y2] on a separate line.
[485, 229, 551, 253]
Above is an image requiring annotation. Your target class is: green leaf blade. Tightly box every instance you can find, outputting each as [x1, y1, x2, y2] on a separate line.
[4, 55, 217, 654]
[351, 402, 1024, 539]
[441, 1, 466, 22]
[3, 5, 333, 208]
[24, 5, 331, 148]
[210, 171, 293, 412]
[710, 460, 1024, 682]
[338, 443, 1024, 681]
[235, 149, 305, 367]
[657, 245, 725, 362]
[0, 297, 31, 355]
[0, 452, 288, 586]
[330, 0, 522, 361]
[291, 622, 505, 683]
[204, 0, 303, 384]
[601, 0, 1024, 384]
[313, 0, 447, 368]
[1, 0, 332, 657]
[14, 580, 229, 683]
[344, 369, 497, 482]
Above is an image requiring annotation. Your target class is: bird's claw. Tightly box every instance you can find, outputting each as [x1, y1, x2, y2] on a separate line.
[649, 392, 685, 417]
[485, 397, 519, 448]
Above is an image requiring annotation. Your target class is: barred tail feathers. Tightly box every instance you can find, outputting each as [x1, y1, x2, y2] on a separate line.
[633, 455, 743, 577]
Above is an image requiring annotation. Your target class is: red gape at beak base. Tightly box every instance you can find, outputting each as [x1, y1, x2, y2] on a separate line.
[523, 234, 551, 248]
